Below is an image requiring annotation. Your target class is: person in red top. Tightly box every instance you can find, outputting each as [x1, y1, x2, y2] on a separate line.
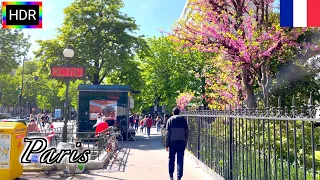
[95, 117, 109, 136]
[94, 117, 109, 145]
[146, 115, 153, 138]
[140, 118, 145, 134]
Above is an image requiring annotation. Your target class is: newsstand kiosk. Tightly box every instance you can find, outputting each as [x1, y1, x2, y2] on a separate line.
[77, 85, 134, 140]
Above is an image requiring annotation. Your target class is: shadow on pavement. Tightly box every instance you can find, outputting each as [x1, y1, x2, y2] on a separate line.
[107, 147, 131, 172]
[122, 134, 164, 151]
[85, 173, 127, 180]
[66, 174, 95, 179]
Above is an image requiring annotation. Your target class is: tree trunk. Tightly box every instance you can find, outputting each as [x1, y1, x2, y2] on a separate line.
[262, 86, 269, 107]
[92, 73, 100, 84]
[259, 62, 270, 107]
[246, 86, 256, 108]
[201, 76, 207, 108]
[92, 61, 100, 85]
[242, 66, 256, 108]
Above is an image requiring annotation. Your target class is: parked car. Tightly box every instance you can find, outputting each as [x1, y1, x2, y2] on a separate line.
[0, 119, 29, 126]
[0, 113, 12, 119]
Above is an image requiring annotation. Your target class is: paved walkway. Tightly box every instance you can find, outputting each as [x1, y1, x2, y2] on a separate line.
[22, 128, 212, 180]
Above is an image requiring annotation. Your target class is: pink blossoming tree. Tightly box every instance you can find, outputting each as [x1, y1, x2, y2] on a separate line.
[171, 0, 317, 108]
[176, 92, 194, 110]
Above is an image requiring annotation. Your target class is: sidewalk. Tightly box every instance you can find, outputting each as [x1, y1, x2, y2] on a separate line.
[21, 128, 212, 180]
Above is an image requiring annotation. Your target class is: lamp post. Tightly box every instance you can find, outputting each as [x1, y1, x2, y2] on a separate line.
[20, 57, 25, 117]
[26, 102, 29, 115]
[62, 46, 74, 142]
[20, 57, 31, 117]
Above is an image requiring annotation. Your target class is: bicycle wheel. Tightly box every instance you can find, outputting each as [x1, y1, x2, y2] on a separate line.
[107, 138, 118, 161]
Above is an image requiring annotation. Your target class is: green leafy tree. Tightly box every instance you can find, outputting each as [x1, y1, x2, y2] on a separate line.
[138, 36, 211, 112]
[12, 60, 63, 111]
[104, 58, 143, 90]
[58, 79, 84, 110]
[0, 73, 20, 107]
[34, 0, 147, 85]
[0, 29, 30, 73]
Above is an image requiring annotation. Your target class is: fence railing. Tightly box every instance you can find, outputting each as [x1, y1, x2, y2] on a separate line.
[181, 96, 320, 180]
[37, 124, 75, 134]
[27, 126, 116, 161]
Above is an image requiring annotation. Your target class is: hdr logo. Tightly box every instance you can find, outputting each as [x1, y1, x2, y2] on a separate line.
[1, 1, 42, 28]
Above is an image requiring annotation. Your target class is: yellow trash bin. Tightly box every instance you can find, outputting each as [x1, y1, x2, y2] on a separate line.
[0, 122, 26, 180]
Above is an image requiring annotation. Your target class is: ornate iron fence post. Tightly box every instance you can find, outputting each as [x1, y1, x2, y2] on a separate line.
[229, 115, 233, 180]
[197, 115, 201, 160]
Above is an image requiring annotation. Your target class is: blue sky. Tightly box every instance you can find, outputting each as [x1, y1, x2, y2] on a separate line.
[13, 0, 187, 57]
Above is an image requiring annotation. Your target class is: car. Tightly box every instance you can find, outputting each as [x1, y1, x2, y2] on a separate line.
[0, 119, 29, 126]
[0, 113, 12, 119]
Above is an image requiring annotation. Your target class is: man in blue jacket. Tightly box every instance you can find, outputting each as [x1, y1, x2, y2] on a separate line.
[165, 107, 189, 180]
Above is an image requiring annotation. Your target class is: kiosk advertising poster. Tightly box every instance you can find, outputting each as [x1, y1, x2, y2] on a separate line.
[55, 109, 61, 119]
[89, 100, 117, 120]
[0, 134, 11, 169]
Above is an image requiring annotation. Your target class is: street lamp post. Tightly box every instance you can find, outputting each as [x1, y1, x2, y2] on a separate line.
[62, 46, 74, 142]
[26, 102, 29, 115]
[20, 57, 25, 117]
[20, 56, 31, 117]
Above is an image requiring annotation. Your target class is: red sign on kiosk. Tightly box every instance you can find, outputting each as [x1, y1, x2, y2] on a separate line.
[51, 66, 85, 78]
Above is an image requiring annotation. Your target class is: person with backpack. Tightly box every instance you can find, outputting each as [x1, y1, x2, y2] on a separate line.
[165, 107, 189, 180]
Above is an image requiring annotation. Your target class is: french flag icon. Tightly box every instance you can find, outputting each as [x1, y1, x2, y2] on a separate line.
[280, 0, 320, 27]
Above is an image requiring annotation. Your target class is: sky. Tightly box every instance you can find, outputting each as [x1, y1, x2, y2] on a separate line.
[5, 0, 187, 58]
[4, 0, 280, 58]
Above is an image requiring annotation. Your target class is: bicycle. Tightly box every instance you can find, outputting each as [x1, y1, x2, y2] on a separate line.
[101, 126, 123, 161]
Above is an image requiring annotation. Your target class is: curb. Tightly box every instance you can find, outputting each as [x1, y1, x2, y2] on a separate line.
[185, 150, 224, 180]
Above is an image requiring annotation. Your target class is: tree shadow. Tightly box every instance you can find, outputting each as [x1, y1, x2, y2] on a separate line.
[123, 134, 165, 151]
[106, 147, 131, 172]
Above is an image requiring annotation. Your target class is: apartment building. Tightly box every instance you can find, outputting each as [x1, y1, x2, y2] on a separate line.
[179, 0, 273, 22]
[179, 0, 191, 21]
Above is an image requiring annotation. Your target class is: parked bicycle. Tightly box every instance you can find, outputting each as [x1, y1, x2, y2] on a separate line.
[102, 126, 123, 161]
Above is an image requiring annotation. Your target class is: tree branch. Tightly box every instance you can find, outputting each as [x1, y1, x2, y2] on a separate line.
[98, 71, 108, 84]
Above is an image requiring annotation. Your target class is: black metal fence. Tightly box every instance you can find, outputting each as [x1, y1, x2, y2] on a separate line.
[181, 96, 320, 180]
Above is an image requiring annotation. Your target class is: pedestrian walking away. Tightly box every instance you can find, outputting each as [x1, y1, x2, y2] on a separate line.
[142, 115, 147, 134]
[129, 114, 134, 128]
[156, 116, 162, 133]
[40, 116, 46, 129]
[140, 118, 144, 134]
[134, 114, 139, 131]
[165, 107, 189, 180]
[146, 115, 153, 138]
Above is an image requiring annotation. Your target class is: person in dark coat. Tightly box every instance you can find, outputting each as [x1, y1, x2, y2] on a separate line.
[165, 107, 189, 180]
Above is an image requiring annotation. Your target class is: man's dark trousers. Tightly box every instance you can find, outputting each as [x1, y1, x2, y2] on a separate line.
[169, 142, 185, 179]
